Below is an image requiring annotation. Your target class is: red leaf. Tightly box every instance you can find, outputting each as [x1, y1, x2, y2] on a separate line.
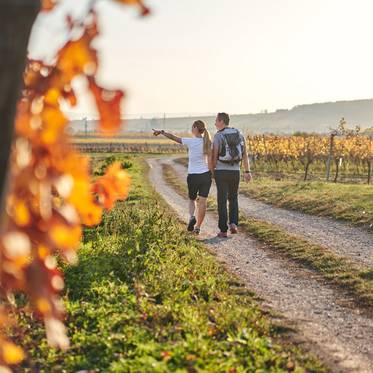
[87, 77, 125, 135]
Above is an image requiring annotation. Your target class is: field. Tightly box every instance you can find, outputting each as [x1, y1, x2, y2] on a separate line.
[72, 131, 191, 144]
[72, 137, 174, 145]
[74, 132, 373, 183]
[15, 155, 325, 372]
[11, 146, 373, 372]
[72, 134, 187, 154]
[247, 133, 373, 183]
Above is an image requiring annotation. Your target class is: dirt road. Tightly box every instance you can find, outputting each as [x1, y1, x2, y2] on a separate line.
[147, 157, 373, 373]
[171, 158, 373, 268]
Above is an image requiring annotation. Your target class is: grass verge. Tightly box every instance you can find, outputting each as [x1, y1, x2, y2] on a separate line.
[240, 178, 373, 229]
[15, 156, 326, 372]
[162, 163, 373, 311]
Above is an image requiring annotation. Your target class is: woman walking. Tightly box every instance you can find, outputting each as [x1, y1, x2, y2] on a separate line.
[153, 120, 212, 234]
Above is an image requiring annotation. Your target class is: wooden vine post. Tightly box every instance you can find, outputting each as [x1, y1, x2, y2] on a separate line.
[325, 131, 336, 181]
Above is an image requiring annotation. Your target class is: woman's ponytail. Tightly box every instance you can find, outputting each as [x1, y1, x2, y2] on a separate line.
[193, 120, 211, 154]
[203, 128, 212, 155]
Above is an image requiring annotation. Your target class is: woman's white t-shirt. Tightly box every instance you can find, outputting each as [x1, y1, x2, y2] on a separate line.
[181, 138, 209, 174]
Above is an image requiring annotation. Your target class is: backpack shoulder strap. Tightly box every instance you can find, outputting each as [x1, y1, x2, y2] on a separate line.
[218, 132, 228, 156]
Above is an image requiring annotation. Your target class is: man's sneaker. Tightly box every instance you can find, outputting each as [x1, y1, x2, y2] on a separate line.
[217, 231, 228, 238]
[229, 224, 238, 234]
[193, 227, 200, 235]
[187, 216, 196, 232]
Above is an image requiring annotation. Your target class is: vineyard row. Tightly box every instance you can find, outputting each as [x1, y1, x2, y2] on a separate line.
[247, 134, 373, 183]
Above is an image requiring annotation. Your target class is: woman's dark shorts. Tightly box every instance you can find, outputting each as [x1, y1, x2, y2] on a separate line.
[187, 171, 212, 200]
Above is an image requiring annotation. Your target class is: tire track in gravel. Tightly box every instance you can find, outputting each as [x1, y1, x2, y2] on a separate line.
[170, 158, 373, 268]
[147, 158, 373, 373]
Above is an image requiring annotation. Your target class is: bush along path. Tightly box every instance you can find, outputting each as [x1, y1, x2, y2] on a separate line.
[173, 157, 373, 268]
[148, 158, 373, 373]
[16, 157, 325, 372]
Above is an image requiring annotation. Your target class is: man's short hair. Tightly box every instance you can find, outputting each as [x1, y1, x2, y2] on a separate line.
[217, 112, 230, 126]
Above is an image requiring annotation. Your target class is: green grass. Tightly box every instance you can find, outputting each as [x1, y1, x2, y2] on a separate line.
[162, 163, 373, 311]
[240, 178, 373, 228]
[15, 156, 326, 372]
[239, 218, 373, 309]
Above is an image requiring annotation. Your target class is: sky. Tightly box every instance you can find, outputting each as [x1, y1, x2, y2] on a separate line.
[29, 0, 373, 118]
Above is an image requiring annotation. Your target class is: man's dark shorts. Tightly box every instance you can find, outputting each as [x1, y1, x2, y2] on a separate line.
[187, 171, 212, 200]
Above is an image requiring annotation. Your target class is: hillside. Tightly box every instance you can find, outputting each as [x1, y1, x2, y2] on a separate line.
[69, 98, 373, 135]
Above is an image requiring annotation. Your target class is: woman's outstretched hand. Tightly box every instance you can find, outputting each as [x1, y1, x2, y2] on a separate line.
[152, 129, 163, 136]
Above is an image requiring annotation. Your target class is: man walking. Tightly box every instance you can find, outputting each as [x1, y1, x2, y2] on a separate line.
[211, 113, 252, 238]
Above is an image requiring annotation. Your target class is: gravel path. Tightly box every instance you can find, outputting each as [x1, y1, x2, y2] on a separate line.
[170, 158, 373, 268]
[148, 158, 373, 373]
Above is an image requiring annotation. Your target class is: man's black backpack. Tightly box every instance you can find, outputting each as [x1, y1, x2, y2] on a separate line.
[218, 128, 244, 164]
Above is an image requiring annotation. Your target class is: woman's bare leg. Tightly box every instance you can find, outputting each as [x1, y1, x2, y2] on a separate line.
[189, 199, 196, 217]
[195, 196, 207, 228]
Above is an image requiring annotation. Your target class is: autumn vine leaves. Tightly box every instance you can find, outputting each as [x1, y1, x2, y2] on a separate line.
[0, 0, 148, 370]
[247, 133, 373, 181]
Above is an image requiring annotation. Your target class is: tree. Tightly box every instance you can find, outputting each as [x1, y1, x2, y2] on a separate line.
[0, 0, 148, 370]
[0, 0, 40, 215]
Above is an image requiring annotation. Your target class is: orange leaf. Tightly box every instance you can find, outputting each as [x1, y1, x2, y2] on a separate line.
[114, 0, 150, 16]
[40, 106, 68, 144]
[54, 29, 98, 86]
[93, 162, 131, 209]
[41, 0, 58, 12]
[11, 200, 31, 227]
[61, 86, 77, 107]
[36, 297, 52, 314]
[49, 224, 82, 249]
[88, 77, 124, 135]
[1, 342, 25, 365]
[68, 177, 103, 226]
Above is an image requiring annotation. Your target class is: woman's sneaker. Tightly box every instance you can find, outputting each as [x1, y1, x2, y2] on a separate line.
[229, 224, 238, 234]
[187, 216, 196, 232]
[193, 227, 200, 235]
[217, 231, 228, 238]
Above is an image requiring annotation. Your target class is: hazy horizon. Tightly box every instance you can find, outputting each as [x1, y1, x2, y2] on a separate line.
[29, 0, 373, 119]
[66, 97, 373, 121]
